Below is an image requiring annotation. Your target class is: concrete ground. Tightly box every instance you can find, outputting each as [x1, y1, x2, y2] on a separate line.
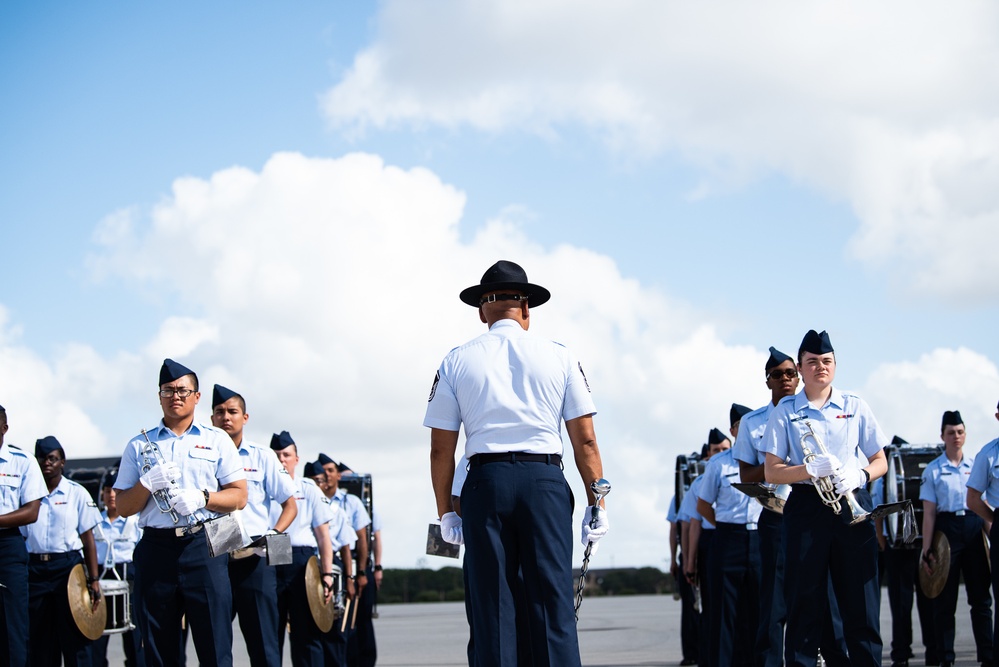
[106, 588, 987, 666]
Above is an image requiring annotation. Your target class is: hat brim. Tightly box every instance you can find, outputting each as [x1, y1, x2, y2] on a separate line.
[459, 281, 551, 308]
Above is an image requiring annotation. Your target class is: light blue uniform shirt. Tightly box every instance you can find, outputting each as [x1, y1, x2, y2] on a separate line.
[762, 388, 886, 474]
[919, 453, 974, 512]
[95, 511, 142, 566]
[286, 477, 334, 548]
[967, 437, 999, 508]
[424, 319, 597, 457]
[696, 449, 763, 525]
[22, 477, 101, 553]
[236, 440, 295, 537]
[678, 476, 714, 530]
[666, 494, 679, 523]
[332, 487, 372, 534]
[323, 500, 358, 551]
[114, 420, 246, 529]
[0, 444, 46, 515]
[732, 403, 775, 466]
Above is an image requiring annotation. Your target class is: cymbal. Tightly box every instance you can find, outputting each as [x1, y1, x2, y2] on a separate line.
[918, 530, 951, 599]
[305, 555, 334, 633]
[67, 563, 106, 640]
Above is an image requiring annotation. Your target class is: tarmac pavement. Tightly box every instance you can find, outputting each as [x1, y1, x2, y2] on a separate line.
[107, 587, 988, 665]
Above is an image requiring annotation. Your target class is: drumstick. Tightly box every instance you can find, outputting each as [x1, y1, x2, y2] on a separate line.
[351, 591, 360, 629]
[341, 598, 351, 633]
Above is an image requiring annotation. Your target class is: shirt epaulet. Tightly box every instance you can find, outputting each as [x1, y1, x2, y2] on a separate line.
[8, 447, 25, 457]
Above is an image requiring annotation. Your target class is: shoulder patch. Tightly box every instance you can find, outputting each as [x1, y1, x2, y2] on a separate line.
[577, 362, 591, 393]
[428, 371, 440, 402]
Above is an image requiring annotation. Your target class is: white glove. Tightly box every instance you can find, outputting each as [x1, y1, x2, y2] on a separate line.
[169, 488, 207, 516]
[804, 453, 841, 479]
[139, 461, 180, 492]
[440, 511, 464, 545]
[833, 468, 866, 495]
[581, 506, 610, 550]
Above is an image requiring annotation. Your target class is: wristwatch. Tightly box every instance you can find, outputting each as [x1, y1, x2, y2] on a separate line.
[374, 564, 383, 572]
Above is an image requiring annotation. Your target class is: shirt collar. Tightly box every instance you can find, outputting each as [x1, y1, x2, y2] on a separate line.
[488, 319, 527, 335]
[155, 420, 202, 438]
[792, 387, 844, 412]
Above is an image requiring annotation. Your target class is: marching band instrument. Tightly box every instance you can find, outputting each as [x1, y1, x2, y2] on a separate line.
[882, 444, 941, 547]
[67, 563, 107, 641]
[139, 429, 182, 525]
[306, 555, 344, 633]
[799, 420, 870, 525]
[919, 530, 951, 598]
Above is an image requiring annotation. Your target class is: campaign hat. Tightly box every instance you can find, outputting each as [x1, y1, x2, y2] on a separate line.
[459, 260, 550, 308]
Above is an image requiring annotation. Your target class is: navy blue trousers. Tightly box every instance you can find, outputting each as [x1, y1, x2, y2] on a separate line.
[933, 512, 993, 663]
[133, 529, 233, 667]
[276, 546, 326, 667]
[0, 531, 29, 667]
[461, 459, 579, 667]
[347, 565, 377, 667]
[28, 552, 95, 666]
[696, 529, 714, 666]
[884, 544, 937, 663]
[323, 555, 349, 667]
[229, 553, 282, 667]
[757, 509, 786, 667]
[707, 523, 761, 667]
[677, 551, 699, 663]
[783, 485, 881, 667]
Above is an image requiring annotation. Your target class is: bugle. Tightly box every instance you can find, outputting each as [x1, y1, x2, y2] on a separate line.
[799, 421, 870, 525]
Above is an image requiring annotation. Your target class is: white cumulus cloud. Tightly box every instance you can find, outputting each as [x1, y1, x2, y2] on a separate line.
[322, 0, 999, 302]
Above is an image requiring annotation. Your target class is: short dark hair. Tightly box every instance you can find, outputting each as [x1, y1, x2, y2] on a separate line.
[0, 405, 6, 427]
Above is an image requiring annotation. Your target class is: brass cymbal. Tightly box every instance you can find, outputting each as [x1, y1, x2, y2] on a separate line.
[305, 555, 334, 633]
[918, 530, 951, 599]
[67, 563, 106, 640]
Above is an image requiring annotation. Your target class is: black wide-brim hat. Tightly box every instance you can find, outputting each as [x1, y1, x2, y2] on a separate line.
[459, 260, 551, 308]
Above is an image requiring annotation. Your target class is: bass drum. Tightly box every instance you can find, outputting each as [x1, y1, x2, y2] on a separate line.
[883, 444, 942, 548]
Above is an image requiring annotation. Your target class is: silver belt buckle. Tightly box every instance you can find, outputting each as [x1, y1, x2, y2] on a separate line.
[955, 510, 966, 517]
[747, 522, 759, 531]
[175, 523, 204, 537]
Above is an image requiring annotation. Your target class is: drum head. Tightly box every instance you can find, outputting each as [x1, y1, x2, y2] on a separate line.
[67, 564, 107, 640]
[918, 531, 951, 599]
[305, 555, 335, 633]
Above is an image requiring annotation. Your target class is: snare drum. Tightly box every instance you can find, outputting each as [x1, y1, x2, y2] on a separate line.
[883, 444, 942, 547]
[99, 578, 134, 635]
[329, 562, 346, 619]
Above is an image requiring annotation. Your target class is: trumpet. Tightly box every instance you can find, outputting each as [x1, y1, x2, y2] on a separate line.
[799, 421, 870, 525]
[140, 429, 181, 524]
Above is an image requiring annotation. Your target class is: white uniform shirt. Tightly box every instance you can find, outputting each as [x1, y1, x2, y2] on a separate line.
[95, 511, 142, 566]
[236, 440, 296, 537]
[424, 319, 596, 456]
[286, 477, 334, 548]
[761, 388, 886, 474]
[114, 420, 246, 529]
[22, 477, 101, 553]
[0, 444, 46, 515]
[331, 488, 372, 534]
[323, 500, 358, 551]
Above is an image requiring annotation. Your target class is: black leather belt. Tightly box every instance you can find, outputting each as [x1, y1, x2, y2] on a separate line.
[30, 552, 76, 563]
[469, 453, 562, 467]
[937, 510, 968, 518]
[144, 524, 205, 539]
[292, 546, 316, 554]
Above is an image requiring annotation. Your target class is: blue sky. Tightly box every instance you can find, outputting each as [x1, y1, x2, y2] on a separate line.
[2, 1, 998, 568]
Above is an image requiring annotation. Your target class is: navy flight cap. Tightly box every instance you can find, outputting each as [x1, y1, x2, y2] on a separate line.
[270, 431, 295, 451]
[730, 404, 752, 427]
[317, 453, 335, 466]
[765, 346, 794, 372]
[212, 384, 241, 409]
[941, 410, 964, 429]
[708, 428, 728, 446]
[303, 461, 320, 478]
[160, 358, 197, 386]
[891, 435, 909, 445]
[799, 330, 834, 356]
[35, 435, 63, 457]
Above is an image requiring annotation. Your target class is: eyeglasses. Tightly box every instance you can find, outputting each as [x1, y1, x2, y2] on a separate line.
[767, 369, 798, 381]
[159, 388, 196, 399]
[37, 454, 64, 464]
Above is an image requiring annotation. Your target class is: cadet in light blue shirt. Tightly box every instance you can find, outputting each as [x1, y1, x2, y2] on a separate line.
[920, 410, 993, 665]
[0, 404, 46, 667]
[967, 399, 999, 659]
[24, 436, 103, 666]
[762, 330, 887, 666]
[113, 359, 248, 667]
[211, 384, 297, 667]
[271, 435, 337, 666]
